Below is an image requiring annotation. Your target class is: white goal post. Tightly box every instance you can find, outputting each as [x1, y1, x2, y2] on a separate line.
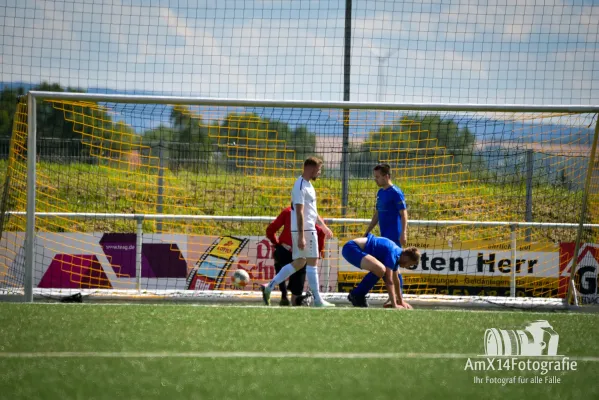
[1, 91, 597, 309]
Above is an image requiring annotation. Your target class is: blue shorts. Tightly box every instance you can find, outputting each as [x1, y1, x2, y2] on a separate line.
[342, 240, 368, 269]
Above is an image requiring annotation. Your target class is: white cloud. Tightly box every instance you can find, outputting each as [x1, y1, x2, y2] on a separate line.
[0, 0, 597, 105]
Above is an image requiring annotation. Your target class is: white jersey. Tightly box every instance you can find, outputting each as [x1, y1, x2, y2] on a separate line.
[290, 176, 318, 232]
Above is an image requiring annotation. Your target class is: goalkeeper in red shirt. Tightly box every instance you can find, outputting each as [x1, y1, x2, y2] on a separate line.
[266, 207, 326, 306]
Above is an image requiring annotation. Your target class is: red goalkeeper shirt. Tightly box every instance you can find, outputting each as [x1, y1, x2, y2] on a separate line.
[266, 207, 326, 253]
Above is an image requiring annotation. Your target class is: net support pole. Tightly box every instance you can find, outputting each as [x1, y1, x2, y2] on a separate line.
[525, 149, 534, 242]
[567, 115, 599, 305]
[135, 216, 143, 292]
[156, 143, 165, 233]
[510, 224, 517, 298]
[24, 93, 37, 303]
[340, 0, 352, 218]
[322, 241, 330, 293]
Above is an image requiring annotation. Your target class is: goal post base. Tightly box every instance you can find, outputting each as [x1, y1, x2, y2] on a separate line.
[0, 288, 575, 310]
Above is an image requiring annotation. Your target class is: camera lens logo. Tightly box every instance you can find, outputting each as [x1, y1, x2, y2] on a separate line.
[484, 320, 560, 356]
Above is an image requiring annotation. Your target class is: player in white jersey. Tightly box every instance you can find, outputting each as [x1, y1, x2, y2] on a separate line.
[261, 157, 335, 307]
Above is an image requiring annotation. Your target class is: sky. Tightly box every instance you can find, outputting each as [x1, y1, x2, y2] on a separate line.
[1, 0, 598, 105]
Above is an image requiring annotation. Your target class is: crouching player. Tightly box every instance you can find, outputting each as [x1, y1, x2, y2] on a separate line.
[342, 233, 420, 308]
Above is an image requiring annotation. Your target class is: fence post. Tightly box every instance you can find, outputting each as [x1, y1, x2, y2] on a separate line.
[510, 224, 517, 298]
[135, 216, 143, 292]
[156, 142, 164, 233]
[322, 241, 332, 293]
[341, 0, 352, 218]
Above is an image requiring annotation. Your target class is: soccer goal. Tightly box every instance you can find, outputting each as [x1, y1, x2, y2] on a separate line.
[1, 91, 598, 309]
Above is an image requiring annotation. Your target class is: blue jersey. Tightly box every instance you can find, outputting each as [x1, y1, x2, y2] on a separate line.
[376, 185, 407, 245]
[365, 233, 403, 271]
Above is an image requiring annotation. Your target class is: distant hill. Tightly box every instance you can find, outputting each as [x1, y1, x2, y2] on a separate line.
[0, 81, 594, 144]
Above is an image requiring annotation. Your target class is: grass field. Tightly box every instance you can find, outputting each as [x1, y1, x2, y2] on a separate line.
[0, 303, 597, 400]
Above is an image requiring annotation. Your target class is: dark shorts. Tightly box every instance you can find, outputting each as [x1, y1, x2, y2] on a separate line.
[273, 245, 306, 296]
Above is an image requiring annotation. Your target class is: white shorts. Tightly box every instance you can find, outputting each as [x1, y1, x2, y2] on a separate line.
[292, 230, 319, 260]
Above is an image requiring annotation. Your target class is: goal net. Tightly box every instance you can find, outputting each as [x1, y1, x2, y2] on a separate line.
[1, 93, 597, 308]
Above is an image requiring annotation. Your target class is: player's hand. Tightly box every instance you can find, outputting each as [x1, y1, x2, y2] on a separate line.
[383, 300, 401, 309]
[323, 225, 334, 239]
[383, 299, 398, 308]
[400, 232, 407, 247]
[298, 236, 306, 250]
[399, 301, 413, 310]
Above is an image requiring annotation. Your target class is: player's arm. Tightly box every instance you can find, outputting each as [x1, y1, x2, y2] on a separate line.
[266, 211, 286, 245]
[384, 268, 398, 308]
[399, 209, 408, 247]
[316, 226, 326, 258]
[365, 210, 379, 236]
[295, 204, 306, 249]
[316, 215, 333, 239]
[395, 191, 408, 246]
[292, 182, 306, 249]
[392, 272, 411, 309]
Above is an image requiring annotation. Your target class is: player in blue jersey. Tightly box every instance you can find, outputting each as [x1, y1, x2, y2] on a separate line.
[364, 163, 410, 307]
[342, 233, 420, 308]
[365, 163, 408, 245]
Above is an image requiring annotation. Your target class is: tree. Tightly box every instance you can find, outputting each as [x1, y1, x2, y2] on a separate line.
[140, 124, 177, 168]
[170, 106, 211, 146]
[349, 114, 477, 178]
[0, 82, 142, 163]
[0, 86, 26, 138]
[217, 113, 318, 173]
[164, 106, 216, 172]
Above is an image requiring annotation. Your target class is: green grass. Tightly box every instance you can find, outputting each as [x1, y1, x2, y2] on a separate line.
[0, 303, 598, 399]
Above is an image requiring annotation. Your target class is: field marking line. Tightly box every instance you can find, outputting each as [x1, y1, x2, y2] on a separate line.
[1, 352, 598, 362]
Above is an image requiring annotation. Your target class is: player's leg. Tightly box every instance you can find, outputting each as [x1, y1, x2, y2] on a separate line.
[304, 231, 334, 307]
[260, 233, 308, 306]
[342, 238, 385, 307]
[287, 265, 307, 306]
[350, 254, 388, 306]
[273, 251, 287, 299]
[273, 245, 293, 306]
[305, 257, 332, 307]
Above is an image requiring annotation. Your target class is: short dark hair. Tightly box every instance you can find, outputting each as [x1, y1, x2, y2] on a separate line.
[373, 163, 391, 176]
[403, 247, 421, 266]
[304, 157, 323, 168]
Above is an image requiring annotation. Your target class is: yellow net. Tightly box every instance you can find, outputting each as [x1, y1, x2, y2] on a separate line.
[0, 98, 596, 303]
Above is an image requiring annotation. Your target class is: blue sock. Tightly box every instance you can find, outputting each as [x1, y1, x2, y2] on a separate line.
[352, 272, 380, 297]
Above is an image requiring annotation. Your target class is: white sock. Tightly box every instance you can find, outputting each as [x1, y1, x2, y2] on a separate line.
[268, 264, 296, 290]
[306, 265, 323, 303]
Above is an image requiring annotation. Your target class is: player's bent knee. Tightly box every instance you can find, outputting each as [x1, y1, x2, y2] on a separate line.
[292, 258, 307, 269]
[360, 255, 385, 277]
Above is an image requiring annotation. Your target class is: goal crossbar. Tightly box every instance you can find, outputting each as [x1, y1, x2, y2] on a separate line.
[27, 91, 599, 113]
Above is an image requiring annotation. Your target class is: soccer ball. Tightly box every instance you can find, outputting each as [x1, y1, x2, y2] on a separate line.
[232, 269, 250, 288]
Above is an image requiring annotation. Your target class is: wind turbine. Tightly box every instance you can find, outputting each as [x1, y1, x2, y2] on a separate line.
[370, 47, 399, 102]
